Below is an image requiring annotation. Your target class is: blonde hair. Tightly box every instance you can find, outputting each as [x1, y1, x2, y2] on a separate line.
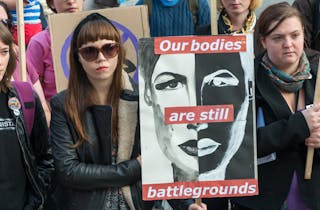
[217, 0, 263, 11]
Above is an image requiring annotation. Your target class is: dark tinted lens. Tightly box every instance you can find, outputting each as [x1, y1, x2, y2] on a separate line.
[1, 19, 12, 30]
[78, 43, 119, 62]
[102, 43, 119, 58]
[79, 47, 99, 62]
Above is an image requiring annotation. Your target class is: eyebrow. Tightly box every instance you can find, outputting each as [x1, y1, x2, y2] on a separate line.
[153, 72, 187, 83]
[0, 46, 9, 50]
[270, 30, 301, 36]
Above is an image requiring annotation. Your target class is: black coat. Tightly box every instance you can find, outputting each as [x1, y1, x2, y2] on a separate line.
[8, 87, 54, 210]
[50, 75, 142, 210]
[233, 53, 320, 210]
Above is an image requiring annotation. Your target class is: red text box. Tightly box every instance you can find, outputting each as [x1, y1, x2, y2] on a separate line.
[164, 105, 234, 124]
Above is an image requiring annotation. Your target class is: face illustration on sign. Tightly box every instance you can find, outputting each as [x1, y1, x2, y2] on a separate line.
[140, 39, 251, 182]
[195, 53, 249, 181]
[144, 53, 199, 181]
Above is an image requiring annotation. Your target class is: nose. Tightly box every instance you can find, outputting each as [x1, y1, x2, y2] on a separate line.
[283, 37, 293, 48]
[96, 51, 106, 61]
[187, 123, 208, 131]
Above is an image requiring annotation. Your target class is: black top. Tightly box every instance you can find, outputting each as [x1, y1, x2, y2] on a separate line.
[0, 92, 26, 210]
[90, 105, 112, 165]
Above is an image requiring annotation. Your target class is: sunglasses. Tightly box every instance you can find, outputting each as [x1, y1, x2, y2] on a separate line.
[1, 19, 13, 31]
[78, 43, 119, 62]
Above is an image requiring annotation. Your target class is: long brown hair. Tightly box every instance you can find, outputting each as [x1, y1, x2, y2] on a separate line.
[65, 13, 125, 147]
[0, 22, 16, 92]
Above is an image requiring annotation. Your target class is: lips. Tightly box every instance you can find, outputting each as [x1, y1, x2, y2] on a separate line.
[198, 138, 220, 157]
[67, 8, 78, 12]
[96, 66, 108, 71]
[179, 140, 198, 156]
[283, 52, 295, 55]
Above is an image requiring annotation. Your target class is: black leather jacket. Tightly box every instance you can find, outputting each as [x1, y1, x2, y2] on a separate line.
[50, 76, 143, 210]
[50, 74, 194, 210]
[7, 87, 54, 210]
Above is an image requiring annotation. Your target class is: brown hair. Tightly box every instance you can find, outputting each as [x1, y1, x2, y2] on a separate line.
[0, 22, 16, 92]
[46, 0, 57, 13]
[65, 13, 125, 147]
[256, 2, 304, 50]
[217, 0, 263, 11]
[0, 1, 13, 32]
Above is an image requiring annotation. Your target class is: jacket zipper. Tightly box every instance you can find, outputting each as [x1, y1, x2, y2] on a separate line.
[15, 116, 44, 210]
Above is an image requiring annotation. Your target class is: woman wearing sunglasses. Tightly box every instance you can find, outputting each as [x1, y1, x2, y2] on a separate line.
[49, 12, 142, 210]
[50, 13, 206, 210]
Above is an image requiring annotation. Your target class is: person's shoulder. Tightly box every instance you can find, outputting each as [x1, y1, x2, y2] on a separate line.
[293, 0, 314, 8]
[50, 90, 67, 108]
[27, 29, 51, 54]
[121, 72, 139, 102]
[28, 28, 50, 45]
[305, 48, 320, 75]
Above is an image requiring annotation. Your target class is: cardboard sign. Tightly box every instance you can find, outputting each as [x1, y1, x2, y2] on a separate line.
[48, 6, 150, 92]
[138, 35, 258, 200]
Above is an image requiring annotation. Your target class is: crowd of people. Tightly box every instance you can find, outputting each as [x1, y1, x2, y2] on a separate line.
[1, 0, 320, 210]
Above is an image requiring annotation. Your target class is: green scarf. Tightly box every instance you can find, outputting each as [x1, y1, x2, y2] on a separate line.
[261, 52, 312, 93]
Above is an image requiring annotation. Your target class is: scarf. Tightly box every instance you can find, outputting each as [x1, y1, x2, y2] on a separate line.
[218, 9, 256, 34]
[261, 52, 312, 93]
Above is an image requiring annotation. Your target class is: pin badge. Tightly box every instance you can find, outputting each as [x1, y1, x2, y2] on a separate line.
[8, 97, 21, 116]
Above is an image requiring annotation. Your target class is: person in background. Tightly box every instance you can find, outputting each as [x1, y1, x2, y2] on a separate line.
[137, 0, 211, 37]
[39, 3, 48, 30]
[231, 2, 320, 210]
[197, 0, 262, 35]
[50, 12, 206, 210]
[217, 0, 262, 34]
[84, 0, 118, 10]
[0, 21, 53, 210]
[26, 0, 84, 114]
[293, 0, 320, 51]
[1, 0, 42, 46]
[0, 1, 50, 125]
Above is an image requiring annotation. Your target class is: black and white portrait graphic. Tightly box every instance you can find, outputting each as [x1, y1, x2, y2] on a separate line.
[139, 36, 256, 185]
[139, 39, 198, 183]
[195, 52, 255, 181]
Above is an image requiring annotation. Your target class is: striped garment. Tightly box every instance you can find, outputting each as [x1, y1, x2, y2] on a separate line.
[10, 0, 41, 25]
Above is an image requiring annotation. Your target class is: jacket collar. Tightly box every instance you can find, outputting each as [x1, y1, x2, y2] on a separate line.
[256, 59, 316, 119]
[117, 71, 138, 163]
[118, 72, 138, 210]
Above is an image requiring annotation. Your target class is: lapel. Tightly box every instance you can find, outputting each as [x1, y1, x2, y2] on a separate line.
[256, 63, 293, 120]
[256, 62, 317, 119]
[117, 72, 138, 163]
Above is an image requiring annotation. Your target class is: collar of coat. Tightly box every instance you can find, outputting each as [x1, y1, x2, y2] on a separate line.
[117, 71, 138, 163]
[118, 71, 139, 210]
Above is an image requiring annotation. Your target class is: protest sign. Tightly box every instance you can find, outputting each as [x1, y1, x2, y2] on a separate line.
[139, 34, 258, 200]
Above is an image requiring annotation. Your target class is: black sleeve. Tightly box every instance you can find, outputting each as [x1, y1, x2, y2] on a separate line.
[30, 93, 54, 191]
[257, 111, 310, 157]
[50, 94, 141, 190]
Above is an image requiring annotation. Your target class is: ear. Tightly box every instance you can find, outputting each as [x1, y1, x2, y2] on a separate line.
[260, 37, 266, 49]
